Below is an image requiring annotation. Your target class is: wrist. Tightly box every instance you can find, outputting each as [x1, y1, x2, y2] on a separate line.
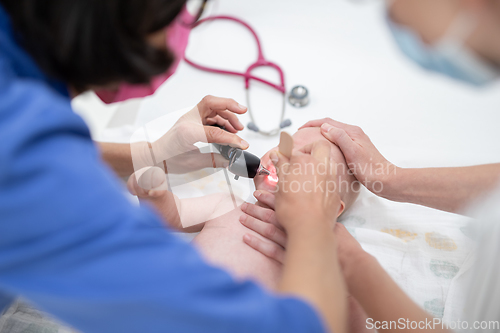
[280, 211, 336, 236]
[151, 127, 178, 164]
[129, 141, 155, 172]
[286, 215, 335, 239]
[378, 165, 405, 201]
[342, 251, 376, 294]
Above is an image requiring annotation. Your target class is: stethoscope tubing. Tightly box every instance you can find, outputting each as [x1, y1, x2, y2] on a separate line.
[184, 15, 290, 136]
[245, 88, 286, 137]
[184, 15, 286, 94]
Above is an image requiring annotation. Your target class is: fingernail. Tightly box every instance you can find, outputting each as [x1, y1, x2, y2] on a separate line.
[321, 123, 333, 132]
[254, 190, 261, 199]
[241, 140, 249, 149]
[243, 234, 252, 242]
[239, 215, 247, 223]
[241, 202, 248, 211]
[238, 103, 247, 111]
[269, 151, 279, 164]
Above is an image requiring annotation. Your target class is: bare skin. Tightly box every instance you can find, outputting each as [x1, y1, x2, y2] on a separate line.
[298, 119, 500, 215]
[116, 0, 500, 330]
[128, 128, 350, 332]
[129, 127, 367, 333]
[98, 96, 249, 178]
[192, 128, 358, 288]
[192, 198, 282, 289]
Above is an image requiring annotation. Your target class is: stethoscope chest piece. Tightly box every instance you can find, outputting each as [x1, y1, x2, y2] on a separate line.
[288, 85, 309, 108]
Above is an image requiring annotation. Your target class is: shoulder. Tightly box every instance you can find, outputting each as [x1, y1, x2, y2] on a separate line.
[0, 62, 90, 148]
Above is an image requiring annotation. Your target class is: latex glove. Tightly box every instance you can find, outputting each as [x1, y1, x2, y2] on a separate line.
[132, 95, 249, 174]
[300, 118, 398, 196]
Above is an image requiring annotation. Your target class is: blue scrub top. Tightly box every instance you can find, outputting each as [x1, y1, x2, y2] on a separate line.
[0, 5, 326, 333]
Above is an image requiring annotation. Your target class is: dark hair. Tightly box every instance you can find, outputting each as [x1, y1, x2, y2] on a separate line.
[0, 0, 187, 91]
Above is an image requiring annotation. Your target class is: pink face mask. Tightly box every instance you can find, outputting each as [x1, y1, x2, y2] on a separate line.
[95, 8, 192, 104]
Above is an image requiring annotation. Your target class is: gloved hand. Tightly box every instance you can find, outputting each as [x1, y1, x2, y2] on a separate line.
[132, 95, 249, 174]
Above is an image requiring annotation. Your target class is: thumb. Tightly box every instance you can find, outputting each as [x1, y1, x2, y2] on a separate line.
[320, 123, 356, 157]
[309, 141, 332, 165]
[136, 166, 169, 192]
[269, 151, 290, 177]
[126, 172, 140, 196]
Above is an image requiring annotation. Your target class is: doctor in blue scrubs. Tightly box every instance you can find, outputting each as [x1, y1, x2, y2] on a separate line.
[0, 0, 348, 332]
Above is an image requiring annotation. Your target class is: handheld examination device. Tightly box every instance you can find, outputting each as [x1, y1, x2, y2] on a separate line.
[210, 123, 270, 180]
[213, 144, 271, 180]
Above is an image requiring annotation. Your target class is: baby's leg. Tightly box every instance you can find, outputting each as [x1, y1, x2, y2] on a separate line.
[193, 207, 282, 290]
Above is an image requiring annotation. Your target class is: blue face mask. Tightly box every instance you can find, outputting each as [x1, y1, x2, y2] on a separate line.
[386, 11, 500, 86]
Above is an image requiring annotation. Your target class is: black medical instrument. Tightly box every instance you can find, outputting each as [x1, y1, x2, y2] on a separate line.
[212, 144, 271, 180]
[210, 124, 270, 180]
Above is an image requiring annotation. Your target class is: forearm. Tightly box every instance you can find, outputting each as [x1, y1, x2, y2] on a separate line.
[347, 253, 450, 333]
[382, 164, 500, 214]
[278, 224, 347, 333]
[97, 142, 135, 177]
[97, 141, 161, 178]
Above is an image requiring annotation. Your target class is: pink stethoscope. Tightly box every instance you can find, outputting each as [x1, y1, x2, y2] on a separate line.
[184, 16, 292, 136]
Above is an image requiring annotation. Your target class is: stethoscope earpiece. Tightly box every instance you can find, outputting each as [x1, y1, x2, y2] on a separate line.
[247, 119, 291, 134]
[280, 119, 292, 129]
[247, 122, 260, 133]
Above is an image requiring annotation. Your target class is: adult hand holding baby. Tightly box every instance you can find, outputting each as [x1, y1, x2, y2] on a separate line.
[271, 140, 342, 231]
[302, 118, 500, 214]
[300, 118, 397, 197]
[241, 139, 344, 259]
[267, 138, 348, 333]
[241, 136, 348, 263]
